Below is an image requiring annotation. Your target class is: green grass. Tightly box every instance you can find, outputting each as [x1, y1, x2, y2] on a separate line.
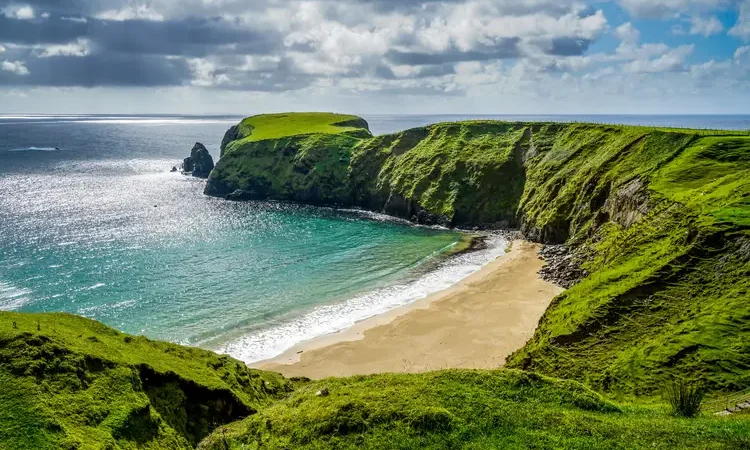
[226, 112, 371, 151]
[198, 370, 750, 450]
[0, 312, 289, 450]
[507, 129, 750, 396]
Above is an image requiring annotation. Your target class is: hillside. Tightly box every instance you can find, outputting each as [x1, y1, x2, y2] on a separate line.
[199, 370, 750, 450]
[3, 313, 750, 450]
[0, 312, 289, 449]
[208, 115, 750, 395]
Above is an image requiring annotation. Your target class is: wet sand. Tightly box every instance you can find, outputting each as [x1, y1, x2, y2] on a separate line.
[254, 240, 562, 379]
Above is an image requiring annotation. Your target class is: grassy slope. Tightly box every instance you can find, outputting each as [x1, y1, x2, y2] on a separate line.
[507, 131, 750, 395]
[0, 312, 289, 450]
[199, 370, 750, 450]
[229, 113, 368, 147]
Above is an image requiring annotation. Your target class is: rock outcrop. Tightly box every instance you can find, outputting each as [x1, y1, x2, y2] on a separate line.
[182, 142, 215, 178]
[220, 125, 240, 157]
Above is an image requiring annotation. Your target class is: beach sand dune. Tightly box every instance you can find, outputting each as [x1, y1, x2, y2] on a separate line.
[256, 240, 563, 379]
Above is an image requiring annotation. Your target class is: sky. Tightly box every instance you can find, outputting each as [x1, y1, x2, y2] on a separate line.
[0, 0, 748, 114]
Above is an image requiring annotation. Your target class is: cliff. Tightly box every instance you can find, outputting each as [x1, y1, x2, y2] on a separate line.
[0, 312, 289, 449]
[208, 113, 750, 394]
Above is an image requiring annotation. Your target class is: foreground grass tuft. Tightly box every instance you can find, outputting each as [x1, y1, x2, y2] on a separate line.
[665, 381, 705, 418]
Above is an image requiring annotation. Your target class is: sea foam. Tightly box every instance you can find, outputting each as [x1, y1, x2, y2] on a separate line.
[218, 234, 509, 363]
[0, 280, 33, 310]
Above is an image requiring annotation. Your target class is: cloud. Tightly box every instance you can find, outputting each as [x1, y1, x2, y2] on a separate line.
[690, 15, 724, 36]
[1, 60, 30, 75]
[1, 4, 36, 20]
[0, 53, 190, 86]
[35, 38, 91, 58]
[623, 44, 694, 72]
[729, 0, 750, 40]
[0, 0, 746, 111]
[96, 5, 165, 21]
[615, 22, 640, 44]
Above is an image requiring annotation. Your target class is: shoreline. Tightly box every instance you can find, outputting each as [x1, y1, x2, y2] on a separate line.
[253, 239, 563, 378]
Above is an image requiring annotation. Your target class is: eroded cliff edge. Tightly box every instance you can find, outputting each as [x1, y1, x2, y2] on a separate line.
[207, 113, 750, 395]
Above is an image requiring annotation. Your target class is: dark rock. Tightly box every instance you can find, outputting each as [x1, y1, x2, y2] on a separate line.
[225, 189, 256, 201]
[170, 166, 178, 173]
[220, 125, 240, 157]
[537, 244, 588, 288]
[316, 387, 330, 397]
[181, 142, 215, 178]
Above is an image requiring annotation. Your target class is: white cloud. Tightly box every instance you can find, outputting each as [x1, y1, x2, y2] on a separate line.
[35, 39, 91, 58]
[615, 22, 640, 44]
[96, 5, 164, 21]
[1, 4, 35, 20]
[623, 44, 694, 72]
[0, 45, 5, 53]
[61, 16, 88, 23]
[240, 55, 282, 72]
[689, 15, 724, 36]
[188, 58, 230, 87]
[1, 60, 30, 76]
[729, 1, 750, 40]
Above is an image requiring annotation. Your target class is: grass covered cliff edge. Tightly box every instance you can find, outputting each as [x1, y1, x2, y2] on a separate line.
[3, 312, 750, 450]
[208, 112, 750, 395]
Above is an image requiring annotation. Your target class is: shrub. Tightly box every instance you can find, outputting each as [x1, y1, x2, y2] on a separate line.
[665, 380, 704, 418]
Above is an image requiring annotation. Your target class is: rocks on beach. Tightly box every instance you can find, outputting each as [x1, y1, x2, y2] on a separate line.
[181, 142, 215, 178]
[538, 244, 588, 288]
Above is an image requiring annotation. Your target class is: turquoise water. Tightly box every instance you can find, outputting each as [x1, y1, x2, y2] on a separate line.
[0, 159, 471, 360]
[0, 116, 510, 361]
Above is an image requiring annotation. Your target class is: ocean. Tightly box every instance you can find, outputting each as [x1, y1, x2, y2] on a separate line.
[1, 114, 748, 362]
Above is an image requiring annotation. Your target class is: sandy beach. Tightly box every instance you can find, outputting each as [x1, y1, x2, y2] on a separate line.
[254, 239, 563, 379]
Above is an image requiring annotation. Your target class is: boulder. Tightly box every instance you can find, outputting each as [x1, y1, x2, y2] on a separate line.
[181, 142, 215, 178]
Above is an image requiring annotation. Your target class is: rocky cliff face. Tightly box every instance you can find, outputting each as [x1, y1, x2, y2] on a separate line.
[182, 142, 215, 178]
[207, 114, 750, 394]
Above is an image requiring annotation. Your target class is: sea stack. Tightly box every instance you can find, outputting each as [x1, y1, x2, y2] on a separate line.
[181, 142, 215, 178]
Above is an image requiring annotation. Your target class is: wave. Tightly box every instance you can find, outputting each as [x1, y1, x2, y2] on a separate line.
[9, 146, 60, 152]
[0, 280, 33, 310]
[217, 234, 509, 363]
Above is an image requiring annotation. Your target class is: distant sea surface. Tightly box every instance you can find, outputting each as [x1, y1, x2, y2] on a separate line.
[1, 114, 747, 361]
